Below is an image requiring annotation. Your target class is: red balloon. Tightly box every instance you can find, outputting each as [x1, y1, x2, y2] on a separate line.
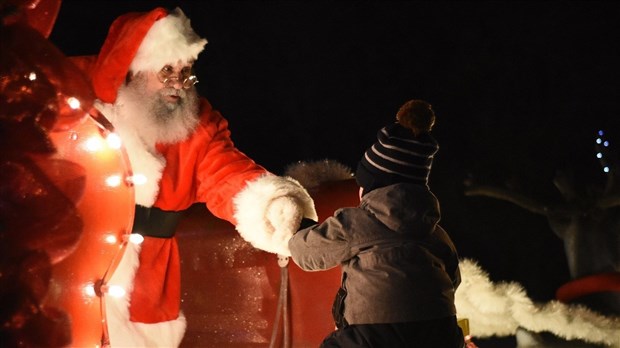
[0, 24, 94, 133]
[1, 3, 136, 346]
[0, 157, 84, 264]
[42, 114, 135, 346]
[0, 0, 62, 38]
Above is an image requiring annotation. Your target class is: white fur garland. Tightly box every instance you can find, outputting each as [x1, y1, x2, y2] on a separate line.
[284, 159, 354, 189]
[456, 258, 620, 346]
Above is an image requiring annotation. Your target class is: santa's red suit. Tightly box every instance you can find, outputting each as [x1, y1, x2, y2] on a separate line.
[80, 7, 316, 347]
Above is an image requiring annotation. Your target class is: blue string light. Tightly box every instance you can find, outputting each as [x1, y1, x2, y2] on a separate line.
[595, 129, 611, 174]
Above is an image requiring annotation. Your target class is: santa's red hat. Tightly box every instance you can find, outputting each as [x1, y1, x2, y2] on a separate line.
[90, 7, 207, 104]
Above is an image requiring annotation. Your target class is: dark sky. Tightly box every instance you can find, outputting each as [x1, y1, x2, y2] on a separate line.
[49, 1, 620, 302]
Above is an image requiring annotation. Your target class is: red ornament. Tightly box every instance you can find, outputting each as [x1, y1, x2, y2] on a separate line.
[1, 1, 136, 345]
[0, 23, 94, 133]
[42, 113, 135, 346]
[0, 0, 62, 38]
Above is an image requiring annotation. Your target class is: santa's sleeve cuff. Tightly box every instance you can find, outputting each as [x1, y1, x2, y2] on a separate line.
[232, 175, 317, 256]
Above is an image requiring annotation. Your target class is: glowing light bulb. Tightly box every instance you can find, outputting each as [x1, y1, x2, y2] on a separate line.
[83, 283, 97, 298]
[84, 136, 104, 152]
[104, 234, 118, 244]
[129, 174, 147, 186]
[67, 96, 81, 109]
[603, 141, 609, 147]
[597, 153, 603, 159]
[596, 138, 602, 144]
[105, 175, 122, 187]
[129, 233, 144, 245]
[28, 72, 37, 81]
[106, 133, 122, 149]
[604, 167, 610, 173]
[598, 130, 604, 136]
[107, 285, 126, 298]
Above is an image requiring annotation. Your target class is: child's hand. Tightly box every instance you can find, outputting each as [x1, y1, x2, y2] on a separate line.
[464, 335, 478, 348]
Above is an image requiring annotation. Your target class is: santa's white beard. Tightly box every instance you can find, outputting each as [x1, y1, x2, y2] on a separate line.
[115, 76, 200, 146]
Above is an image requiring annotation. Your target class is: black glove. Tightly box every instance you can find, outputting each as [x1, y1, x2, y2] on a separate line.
[297, 217, 318, 231]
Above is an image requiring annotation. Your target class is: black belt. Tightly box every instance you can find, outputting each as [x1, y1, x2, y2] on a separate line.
[132, 206, 182, 238]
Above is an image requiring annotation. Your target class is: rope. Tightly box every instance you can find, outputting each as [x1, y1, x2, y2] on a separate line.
[269, 254, 291, 348]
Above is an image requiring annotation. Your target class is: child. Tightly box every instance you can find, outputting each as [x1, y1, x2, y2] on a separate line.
[288, 100, 464, 347]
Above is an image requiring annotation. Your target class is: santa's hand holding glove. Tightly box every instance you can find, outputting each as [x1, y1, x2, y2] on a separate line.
[233, 175, 317, 256]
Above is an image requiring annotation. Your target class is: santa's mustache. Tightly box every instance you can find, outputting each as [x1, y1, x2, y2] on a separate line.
[160, 88, 186, 98]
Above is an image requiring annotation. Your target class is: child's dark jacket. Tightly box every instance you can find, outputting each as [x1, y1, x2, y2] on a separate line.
[289, 183, 461, 324]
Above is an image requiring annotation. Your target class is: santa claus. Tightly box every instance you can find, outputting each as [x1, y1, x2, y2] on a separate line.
[81, 7, 317, 347]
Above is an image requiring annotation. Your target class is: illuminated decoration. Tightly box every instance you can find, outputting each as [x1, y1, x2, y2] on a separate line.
[83, 283, 97, 298]
[127, 173, 147, 186]
[595, 129, 613, 174]
[103, 234, 117, 244]
[43, 113, 135, 346]
[0, 0, 135, 346]
[67, 96, 80, 109]
[105, 174, 123, 187]
[105, 285, 127, 298]
[128, 233, 145, 245]
[105, 133, 122, 150]
[84, 136, 104, 153]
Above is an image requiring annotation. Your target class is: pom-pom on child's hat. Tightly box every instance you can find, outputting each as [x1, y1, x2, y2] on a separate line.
[90, 7, 207, 104]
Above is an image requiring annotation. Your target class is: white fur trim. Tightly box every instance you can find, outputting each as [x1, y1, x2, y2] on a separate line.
[95, 101, 164, 207]
[130, 7, 207, 73]
[233, 175, 318, 256]
[284, 159, 354, 189]
[105, 241, 187, 347]
[456, 258, 620, 346]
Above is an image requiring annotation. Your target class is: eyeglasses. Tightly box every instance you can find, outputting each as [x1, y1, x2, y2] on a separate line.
[157, 65, 199, 89]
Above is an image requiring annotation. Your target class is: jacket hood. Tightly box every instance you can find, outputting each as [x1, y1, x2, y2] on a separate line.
[361, 183, 440, 238]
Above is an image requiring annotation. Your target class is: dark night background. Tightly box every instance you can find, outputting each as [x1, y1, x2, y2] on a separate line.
[49, 0, 619, 342]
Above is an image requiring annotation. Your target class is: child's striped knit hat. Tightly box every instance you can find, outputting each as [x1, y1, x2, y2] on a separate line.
[355, 100, 438, 194]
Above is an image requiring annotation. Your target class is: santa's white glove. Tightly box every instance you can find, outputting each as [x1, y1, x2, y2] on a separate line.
[265, 195, 304, 252]
[233, 175, 317, 256]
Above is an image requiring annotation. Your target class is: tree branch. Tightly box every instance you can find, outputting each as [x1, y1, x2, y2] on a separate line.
[598, 194, 620, 209]
[464, 185, 550, 216]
